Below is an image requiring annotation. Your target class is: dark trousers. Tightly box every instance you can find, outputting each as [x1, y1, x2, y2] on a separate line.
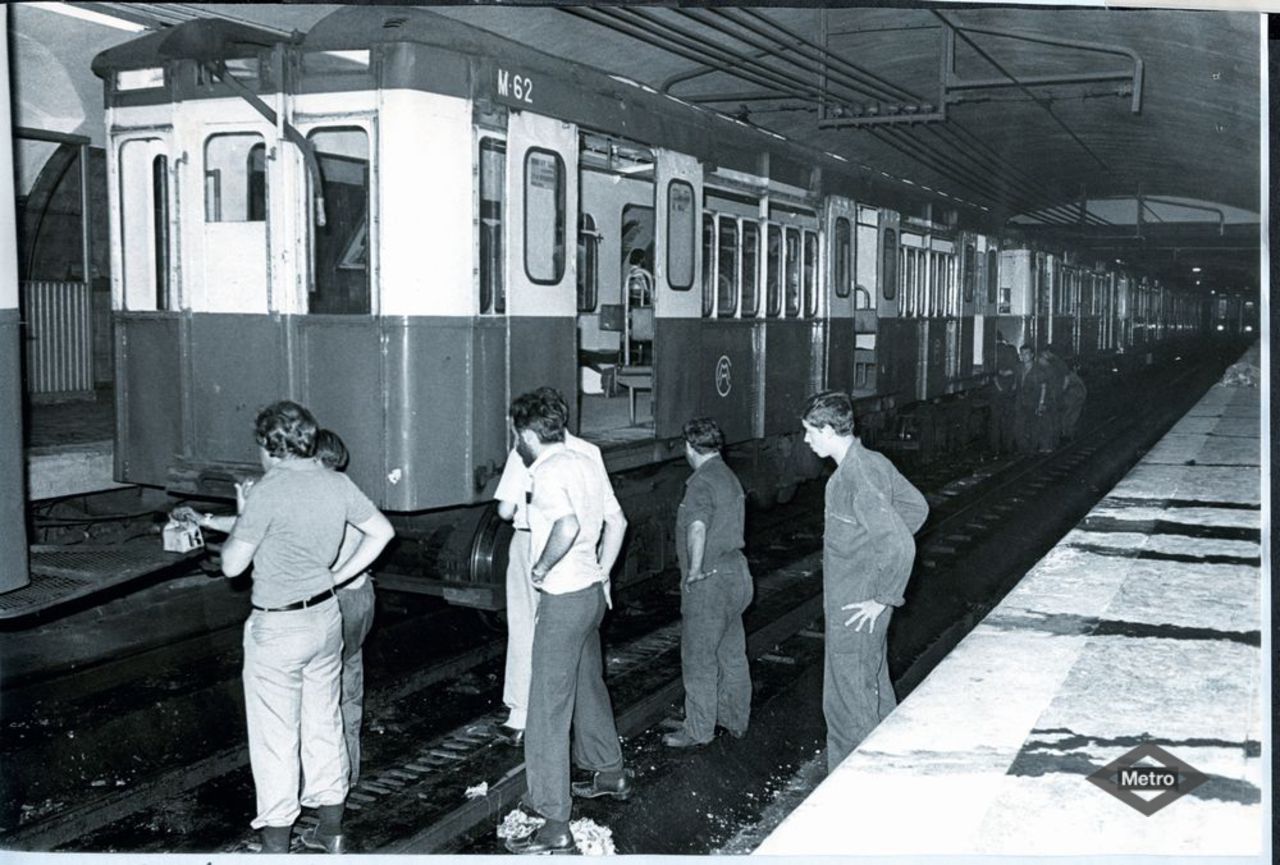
[524, 583, 624, 823]
[823, 609, 894, 774]
[679, 553, 753, 742]
[991, 396, 1017, 454]
[337, 579, 376, 786]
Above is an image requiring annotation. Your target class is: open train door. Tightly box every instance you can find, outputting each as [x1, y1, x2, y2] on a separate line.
[824, 196, 856, 395]
[504, 111, 579, 422]
[651, 149, 702, 438]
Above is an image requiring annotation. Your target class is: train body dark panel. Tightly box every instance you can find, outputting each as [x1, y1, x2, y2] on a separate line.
[654, 318, 700, 439]
[508, 317, 577, 430]
[827, 319, 855, 397]
[114, 313, 183, 485]
[189, 315, 288, 466]
[695, 319, 756, 445]
[877, 317, 916, 401]
[762, 321, 817, 436]
[1, 310, 28, 591]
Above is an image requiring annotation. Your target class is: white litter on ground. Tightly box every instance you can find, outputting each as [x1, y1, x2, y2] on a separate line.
[570, 817, 616, 855]
[464, 782, 489, 799]
[496, 808, 544, 840]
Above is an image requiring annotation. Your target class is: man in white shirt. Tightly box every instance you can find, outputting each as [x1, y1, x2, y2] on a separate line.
[502, 390, 631, 855]
[492, 388, 618, 745]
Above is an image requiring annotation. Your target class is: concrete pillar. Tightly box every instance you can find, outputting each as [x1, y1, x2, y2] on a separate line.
[0, 5, 32, 592]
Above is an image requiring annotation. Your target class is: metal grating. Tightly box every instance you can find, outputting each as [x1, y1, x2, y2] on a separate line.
[22, 281, 94, 397]
[0, 545, 198, 620]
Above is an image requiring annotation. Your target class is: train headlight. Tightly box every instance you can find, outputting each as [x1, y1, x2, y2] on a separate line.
[1216, 324, 1225, 331]
[1244, 325, 1253, 333]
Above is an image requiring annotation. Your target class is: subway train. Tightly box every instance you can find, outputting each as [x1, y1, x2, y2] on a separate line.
[90, 9, 1209, 609]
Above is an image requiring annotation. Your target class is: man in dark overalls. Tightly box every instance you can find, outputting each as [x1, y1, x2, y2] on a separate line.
[664, 417, 754, 748]
[801, 391, 928, 774]
[990, 331, 1020, 455]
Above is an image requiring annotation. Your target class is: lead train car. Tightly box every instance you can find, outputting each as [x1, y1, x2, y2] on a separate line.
[92, 10, 1201, 607]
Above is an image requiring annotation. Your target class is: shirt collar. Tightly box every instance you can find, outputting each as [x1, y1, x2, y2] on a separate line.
[686, 453, 723, 485]
[528, 441, 567, 472]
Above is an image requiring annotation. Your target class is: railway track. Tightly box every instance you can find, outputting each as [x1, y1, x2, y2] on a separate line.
[0, 349, 1235, 854]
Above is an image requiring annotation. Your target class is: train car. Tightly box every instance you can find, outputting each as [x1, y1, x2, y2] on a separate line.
[89, 9, 1213, 609]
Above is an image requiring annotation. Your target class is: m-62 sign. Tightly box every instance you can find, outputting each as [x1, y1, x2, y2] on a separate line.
[496, 68, 534, 106]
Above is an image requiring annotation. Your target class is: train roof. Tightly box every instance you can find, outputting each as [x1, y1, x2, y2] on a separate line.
[91, 7, 994, 231]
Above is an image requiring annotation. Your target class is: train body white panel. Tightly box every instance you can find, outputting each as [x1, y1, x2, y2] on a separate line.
[378, 89, 472, 317]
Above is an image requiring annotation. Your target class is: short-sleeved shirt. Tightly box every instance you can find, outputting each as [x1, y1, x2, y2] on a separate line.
[493, 432, 617, 531]
[823, 440, 928, 635]
[229, 457, 378, 608]
[526, 443, 619, 595]
[675, 455, 746, 578]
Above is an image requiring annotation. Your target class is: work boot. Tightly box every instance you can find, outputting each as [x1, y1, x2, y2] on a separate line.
[299, 825, 347, 854]
[571, 767, 634, 801]
[504, 819, 574, 855]
[662, 730, 709, 749]
[259, 825, 291, 854]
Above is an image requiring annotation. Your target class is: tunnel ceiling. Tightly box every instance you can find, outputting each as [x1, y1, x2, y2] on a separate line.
[88, 3, 1262, 292]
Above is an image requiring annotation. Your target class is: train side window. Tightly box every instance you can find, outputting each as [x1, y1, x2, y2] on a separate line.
[881, 228, 898, 300]
[834, 217, 851, 299]
[204, 133, 265, 223]
[525, 148, 565, 285]
[479, 138, 506, 314]
[667, 181, 696, 290]
[577, 213, 599, 312]
[119, 139, 171, 311]
[717, 215, 738, 318]
[766, 224, 782, 316]
[784, 227, 801, 317]
[701, 215, 715, 317]
[986, 248, 998, 304]
[803, 230, 819, 317]
[741, 222, 760, 317]
[963, 243, 975, 303]
[307, 127, 371, 315]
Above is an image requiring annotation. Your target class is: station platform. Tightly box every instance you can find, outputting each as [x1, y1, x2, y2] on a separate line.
[25, 387, 123, 501]
[757, 370, 1264, 856]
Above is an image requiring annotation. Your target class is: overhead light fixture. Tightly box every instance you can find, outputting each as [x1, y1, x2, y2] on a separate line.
[1191, 266, 1202, 273]
[28, 2, 148, 31]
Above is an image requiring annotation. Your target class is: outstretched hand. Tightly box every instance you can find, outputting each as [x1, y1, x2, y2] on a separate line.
[841, 599, 887, 632]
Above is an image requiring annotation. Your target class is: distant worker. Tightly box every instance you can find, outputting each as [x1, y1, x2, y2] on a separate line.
[505, 391, 631, 855]
[492, 387, 616, 748]
[800, 392, 928, 774]
[1015, 345, 1050, 453]
[664, 417, 753, 749]
[1060, 364, 1088, 442]
[219, 401, 394, 855]
[1041, 345, 1069, 444]
[990, 330, 1020, 455]
[314, 429, 378, 790]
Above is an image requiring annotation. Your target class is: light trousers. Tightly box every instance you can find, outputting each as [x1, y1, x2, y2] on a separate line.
[502, 531, 537, 729]
[242, 598, 348, 829]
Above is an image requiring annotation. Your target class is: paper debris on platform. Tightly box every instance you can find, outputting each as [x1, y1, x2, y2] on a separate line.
[570, 817, 616, 855]
[496, 808, 544, 840]
[464, 781, 488, 799]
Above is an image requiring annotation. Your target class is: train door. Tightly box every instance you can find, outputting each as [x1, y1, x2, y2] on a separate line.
[899, 230, 929, 400]
[651, 149, 702, 438]
[875, 210, 909, 400]
[700, 187, 762, 443]
[825, 196, 856, 396]
[505, 111, 579, 423]
[934, 236, 960, 394]
[852, 205, 880, 397]
[958, 235, 977, 382]
[761, 203, 821, 435]
[576, 133, 656, 436]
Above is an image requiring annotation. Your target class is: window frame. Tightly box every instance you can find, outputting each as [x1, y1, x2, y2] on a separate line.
[741, 220, 760, 318]
[881, 227, 898, 301]
[667, 180, 696, 291]
[478, 136, 507, 315]
[834, 216, 852, 299]
[577, 212, 599, 313]
[802, 229, 819, 317]
[523, 147, 566, 286]
[716, 213, 740, 318]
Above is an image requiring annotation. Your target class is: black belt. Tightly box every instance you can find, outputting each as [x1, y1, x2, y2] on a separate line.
[515, 527, 531, 533]
[253, 588, 335, 612]
[335, 571, 372, 592]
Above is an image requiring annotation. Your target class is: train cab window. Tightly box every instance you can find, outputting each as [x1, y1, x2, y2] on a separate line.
[701, 216, 715, 317]
[119, 138, 171, 311]
[204, 133, 266, 223]
[577, 213, 599, 312]
[717, 215, 738, 318]
[741, 222, 760, 317]
[524, 149, 566, 285]
[833, 217, 852, 299]
[307, 127, 371, 315]
[986, 249, 998, 304]
[882, 228, 898, 301]
[479, 138, 506, 314]
[803, 230, 819, 317]
[667, 181, 696, 290]
[766, 224, 782, 316]
[963, 243, 975, 303]
[784, 227, 801, 317]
